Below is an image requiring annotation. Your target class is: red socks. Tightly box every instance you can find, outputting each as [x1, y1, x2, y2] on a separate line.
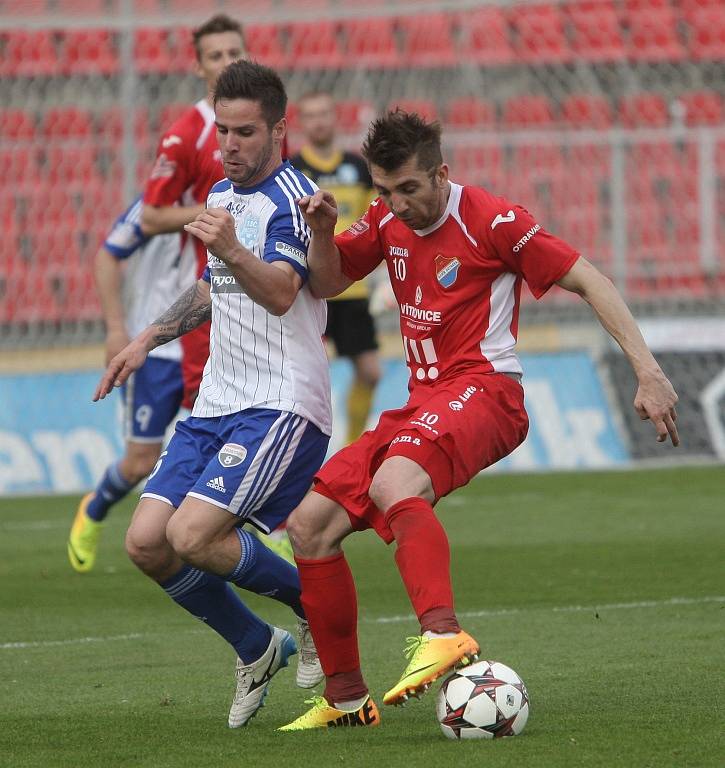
[295, 552, 368, 704]
[386, 497, 460, 634]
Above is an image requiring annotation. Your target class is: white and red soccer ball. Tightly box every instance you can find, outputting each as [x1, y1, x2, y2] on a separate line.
[436, 660, 529, 740]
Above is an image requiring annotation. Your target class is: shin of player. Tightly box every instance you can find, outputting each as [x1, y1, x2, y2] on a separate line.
[280, 110, 678, 730]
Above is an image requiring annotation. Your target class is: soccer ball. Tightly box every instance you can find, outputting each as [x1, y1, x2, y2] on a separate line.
[436, 660, 529, 740]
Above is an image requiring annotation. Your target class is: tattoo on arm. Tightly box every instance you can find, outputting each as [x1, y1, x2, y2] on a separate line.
[150, 282, 212, 347]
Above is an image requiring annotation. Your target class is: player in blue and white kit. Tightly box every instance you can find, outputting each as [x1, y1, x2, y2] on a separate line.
[94, 60, 330, 728]
[68, 198, 195, 573]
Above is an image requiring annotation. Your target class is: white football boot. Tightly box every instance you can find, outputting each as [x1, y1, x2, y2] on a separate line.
[296, 618, 324, 688]
[228, 626, 297, 728]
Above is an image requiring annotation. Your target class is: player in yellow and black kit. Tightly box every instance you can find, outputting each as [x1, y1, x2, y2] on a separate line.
[292, 91, 381, 444]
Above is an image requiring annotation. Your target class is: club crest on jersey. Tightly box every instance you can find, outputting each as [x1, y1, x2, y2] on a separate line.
[435, 254, 461, 288]
[415, 286, 423, 305]
[218, 443, 247, 468]
[238, 215, 260, 249]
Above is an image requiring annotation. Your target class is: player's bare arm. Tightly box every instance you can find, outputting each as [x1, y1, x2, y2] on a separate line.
[556, 257, 679, 446]
[297, 189, 354, 299]
[93, 279, 211, 402]
[141, 203, 206, 236]
[185, 207, 302, 316]
[94, 245, 129, 363]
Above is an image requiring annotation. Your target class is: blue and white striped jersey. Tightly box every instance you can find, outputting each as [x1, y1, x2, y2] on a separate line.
[104, 196, 194, 361]
[193, 161, 332, 436]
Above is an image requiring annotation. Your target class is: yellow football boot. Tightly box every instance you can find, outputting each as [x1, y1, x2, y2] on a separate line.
[278, 695, 380, 731]
[67, 493, 103, 573]
[382, 631, 480, 706]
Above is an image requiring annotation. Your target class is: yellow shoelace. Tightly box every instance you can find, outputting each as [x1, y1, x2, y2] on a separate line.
[402, 635, 428, 661]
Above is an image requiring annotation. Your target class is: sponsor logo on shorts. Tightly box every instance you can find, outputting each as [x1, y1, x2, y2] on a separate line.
[448, 385, 479, 411]
[218, 443, 247, 468]
[206, 476, 226, 493]
[275, 241, 307, 267]
[390, 434, 422, 447]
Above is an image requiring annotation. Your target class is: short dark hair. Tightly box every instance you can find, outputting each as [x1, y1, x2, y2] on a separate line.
[192, 14, 244, 60]
[213, 60, 287, 128]
[362, 109, 443, 174]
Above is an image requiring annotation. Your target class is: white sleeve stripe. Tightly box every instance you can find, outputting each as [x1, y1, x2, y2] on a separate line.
[281, 170, 312, 244]
[126, 198, 144, 225]
[276, 172, 310, 246]
[380, 212, 395, 229]
[274, 176, 303, 243]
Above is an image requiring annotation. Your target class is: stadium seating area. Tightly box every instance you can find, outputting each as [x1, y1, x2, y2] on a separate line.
[1, 2, 724, 74]
[1, 1, 724, 330]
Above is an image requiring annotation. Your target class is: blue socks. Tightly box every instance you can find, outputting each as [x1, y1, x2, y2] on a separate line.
[161, 565, 272, 663]
[86, 461, 135, 522]
[229, 528, 305, 619]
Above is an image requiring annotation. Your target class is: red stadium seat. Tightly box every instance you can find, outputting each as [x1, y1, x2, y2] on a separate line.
[134, 28, 174, 73]
[41, 107, 95, 138]
[0, 148, 39, 183]
[677, 91, 724, 126]
[169, 26, 197, 73]
[97, 106, 151, 144]
[55, 0, 107, 11]
[511, 4, 570, 63]
[0, 30, 58, 77]
[244, 24, 286, 69]
[451, 146, 505, 190]
[0, 108, 36, 140]
[343, 18, 400, 68]
[335, 100, 376, 133]
[560, 94, 614, 128]
[286, 21, 343, 69]
[502, 95, 556, 128]
[0, 1, 47, 15]
[44, 147, 101, 186]
[444, 97, 497, 129]
[619, 93, 669, 127]
[685, 7, 725, 60]
[387, 99, 438, 122]
[398, 13, 457, 68]
[457, 8, 514, 64]
[566, 1, 626, 62]
[59, 29, 119, 75]
[625, 6, 685, 61]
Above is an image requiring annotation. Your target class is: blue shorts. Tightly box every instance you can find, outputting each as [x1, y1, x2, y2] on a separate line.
[121, 357, 184, 442]
[141, 409, 329, 533]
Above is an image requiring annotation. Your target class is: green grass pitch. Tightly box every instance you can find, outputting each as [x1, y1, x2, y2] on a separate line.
[1, 466, 723, 768]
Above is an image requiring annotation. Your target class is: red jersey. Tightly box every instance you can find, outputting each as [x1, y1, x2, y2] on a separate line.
[335, 182, 579, 388]
[144, 99, 224, 276]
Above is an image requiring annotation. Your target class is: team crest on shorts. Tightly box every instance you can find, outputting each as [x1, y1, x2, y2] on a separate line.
[218, 443, 247, 468]
[435, 254, 461, 288]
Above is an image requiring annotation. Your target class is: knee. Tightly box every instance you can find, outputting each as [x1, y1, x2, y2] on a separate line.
[165, 515, 207, 566]
[286, 505, 335, 559]
[125, 524, 172, 577]
[368, 473, 396, 513]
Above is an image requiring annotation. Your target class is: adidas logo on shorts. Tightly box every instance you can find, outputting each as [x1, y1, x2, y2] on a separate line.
[206, 476, 226, 493]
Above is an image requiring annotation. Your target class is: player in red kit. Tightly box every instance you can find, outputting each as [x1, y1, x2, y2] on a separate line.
[279, 111, 680, 730]
[141, 15, 244, 407]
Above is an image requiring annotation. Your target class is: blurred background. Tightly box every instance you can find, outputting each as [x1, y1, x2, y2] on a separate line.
[1, 0, 724, 493]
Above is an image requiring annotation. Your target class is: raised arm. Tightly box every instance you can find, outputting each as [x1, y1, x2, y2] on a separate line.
[94, 279, 211, 401]
[556, 257, 679, 445]
[297, 190, 354, 299]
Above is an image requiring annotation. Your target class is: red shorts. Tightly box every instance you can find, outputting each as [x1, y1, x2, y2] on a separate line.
[180, 320, 210, 409]
[314, 372, 528, 543]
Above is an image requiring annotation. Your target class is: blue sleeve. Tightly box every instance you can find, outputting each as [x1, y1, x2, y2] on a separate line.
[263, 204, 310, 283]
[201, 266, 211, 282]
[103, 196, 149, 260]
